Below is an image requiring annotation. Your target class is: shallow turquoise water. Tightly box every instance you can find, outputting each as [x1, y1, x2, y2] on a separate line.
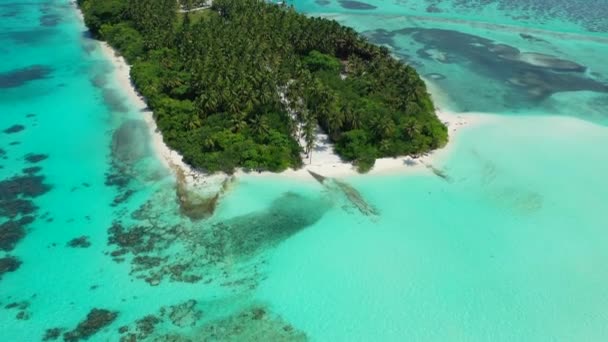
[1, 0, 608, 341]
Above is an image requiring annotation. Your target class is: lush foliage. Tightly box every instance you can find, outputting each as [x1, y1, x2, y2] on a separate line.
[78, 0, 447, 173]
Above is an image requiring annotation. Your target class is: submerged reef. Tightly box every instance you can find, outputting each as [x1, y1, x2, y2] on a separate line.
[42, 328, 64, 341]
[196, 305, 307, 341]
[3, 124, 25, 134]
[66, 236, 91, 248]
[117, 300, 305, 342]
[0, 256, 21, 279]
[339, 0, 377, 10]
[366, 28, 608, 104]
[0, 65, 52, 88]
[4, 300, 30, 321]
[24, 153, 48, 163]
[118, 300, 201, 341]
[107, 189, 328, 286]
[0, 169, 51, 254]
[63, 308, 118, 342]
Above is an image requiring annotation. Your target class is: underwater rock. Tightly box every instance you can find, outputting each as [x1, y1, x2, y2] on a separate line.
[166, 300, 202, 328]
[42, 328, 64, 341]
[0, 172, 50, 250]
[66, 236, 91, 248]
[22, 166, 42, 174]
[16, 310, 30, 320]
[0, 256, 21, 279]
[197, 306, 306, 341]
[391, 27, 608, 102]
[5, 301, 29, 310]
[519, 33, 548, 43]
[0, 221, 26, 252]
[0, 173, 51, 200]
[338, 0, 377, 10]
[0, 198, 37, 218]
[108, 187, 328, 286]
[3, 124, 25, 134]
[426, 4, 442, 13]
[112, 189, 135, 206]
[0, 65, 52, 88]
[63, 309, 118, 342]
[24, 153, 48, 163]
[134, 315, 161, 339]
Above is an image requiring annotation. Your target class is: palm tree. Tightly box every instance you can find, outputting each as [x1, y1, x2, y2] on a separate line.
[203, 136, 216, 151]
[250, 115, 270, 136]
[371, 115, 395, 140]
[404, 119, 421, 140]
[230, 112, 247, 133]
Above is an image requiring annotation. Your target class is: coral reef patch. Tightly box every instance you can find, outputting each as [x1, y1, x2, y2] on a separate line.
[63, 308, 118, 342]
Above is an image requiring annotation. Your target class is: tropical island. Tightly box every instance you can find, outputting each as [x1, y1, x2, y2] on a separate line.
[77, 0, 447, 173]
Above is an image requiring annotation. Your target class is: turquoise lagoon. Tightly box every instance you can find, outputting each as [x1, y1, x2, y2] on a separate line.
[1, 0, 608, 341]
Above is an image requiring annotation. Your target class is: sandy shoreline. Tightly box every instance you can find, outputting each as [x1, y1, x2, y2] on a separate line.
[99, 39, 489, 186]
[99, 43, 229, 195]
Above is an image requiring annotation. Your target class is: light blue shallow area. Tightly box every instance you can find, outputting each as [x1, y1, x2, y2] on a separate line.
[254, 115, 608, 341]
[1, 0, 608, 341]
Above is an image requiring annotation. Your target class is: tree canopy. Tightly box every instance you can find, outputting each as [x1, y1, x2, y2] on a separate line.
[78, 0, 447, 173]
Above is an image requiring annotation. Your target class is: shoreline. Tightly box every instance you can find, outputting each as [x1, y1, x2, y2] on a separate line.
[98, 43, 230, 195]
[98, 36, 489, 186]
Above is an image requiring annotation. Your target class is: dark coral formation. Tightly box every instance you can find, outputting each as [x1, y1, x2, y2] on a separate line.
[24, 153, 48, 163]
[1, 219, 27, 251]
[42, 328, 64, 341]
[4, 300, 30, 320]
[1, 171, 51, 252]
[22, 166, 42, 174]
[367, 27, 608, 105]
[339, 0, 377, 10]
[106, 188, 328, 286]
[118, 300, 200, 341]
[135, 315, 161, 338]
[117, 300, 304, 341]
[16, 310, 30, 320]
[0, 256, 21, 279]
[63, 309, 118, 342]
[67, 236, 91, 248]
[0, 65, 52, 88]
[166, 300, 202, 328]
[3, 124, 25, 134]
[197, 306, 307, 341]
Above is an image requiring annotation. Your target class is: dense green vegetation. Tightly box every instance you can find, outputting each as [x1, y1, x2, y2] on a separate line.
[78, 0, 447, 173]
